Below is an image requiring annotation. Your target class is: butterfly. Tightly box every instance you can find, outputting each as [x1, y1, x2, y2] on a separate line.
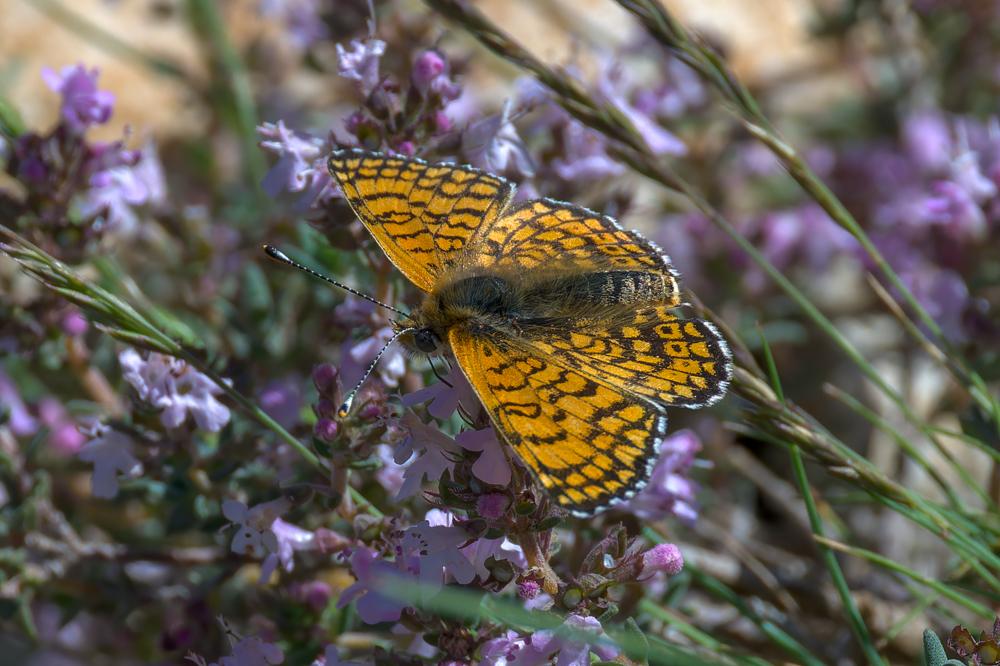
[326, 148, 732, 517]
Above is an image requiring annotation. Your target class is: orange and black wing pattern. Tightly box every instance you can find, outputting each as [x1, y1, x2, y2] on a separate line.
[328, 149, 514, 292]
[531, 305, 732, 409]
[449, 327, 667, 516]
[473, 198, 680, 306]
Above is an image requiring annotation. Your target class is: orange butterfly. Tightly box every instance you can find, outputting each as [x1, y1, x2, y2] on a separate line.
[295, 149, 731, 516]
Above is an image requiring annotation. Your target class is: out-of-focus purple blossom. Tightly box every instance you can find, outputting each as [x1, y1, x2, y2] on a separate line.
[758, 204, 858, 270]
[336, 39, 387, 97]
[60, 309, 89, 337]
[393, 140, 416, 157]
[38, 397, 85, 455]
[312, 363, 340, 396]
[902, 267, 971, 342]
[78, 423, 142, 499]
[627, 429, 702, 523]
[923, 180, 988, 239]
[480, 631, 526, 665]
[259, 517, 316, 583]
[374, 443, 406, 495]
[597, 64, 686, 156]
[292, 580, 332, 612]
[340, 326, 406, 390]
[0, 369, 39, 436]
[950, 149, 996, 203]
[314, 418, 339, 441]
[76, 140, 166, 233]
[188, 632, 285, 666]
[338, 546, 411, 624]
[222, 498, 289, 560]
[552, 121, 625, 182]
[903, 110, 953, 172]
[402, 366, 478, 420]
[42, 64, 114, 133]
[401, 518, 477, 588]
[393, 412, 461, 498]
[258, 121, 336, 210]
[425, 509, 524, 581]
[259, 0, 328, 50]
[258, 378, 303, 430]
[119, 348, 231, 432]
[639, 543, 684, 579]
[433, 110, 453, 133]
[455, 427, 511, 486]
[632, 58, 707, 119]
[411, 50, 461, 102]
[481, 615, 618, 666]
[462, 100, 535, 179]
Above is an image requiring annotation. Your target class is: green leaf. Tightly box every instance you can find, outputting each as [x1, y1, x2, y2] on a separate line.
[923, 629, 948, 666]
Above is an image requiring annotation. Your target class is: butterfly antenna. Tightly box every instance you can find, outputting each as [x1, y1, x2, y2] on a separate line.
[338, 327, 416, 417]
[263, 245, 408, 317]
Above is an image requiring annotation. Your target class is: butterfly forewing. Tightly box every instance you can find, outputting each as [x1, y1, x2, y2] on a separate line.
[449, 327, 666, 516]
[475, 198, 681, 307]
[328, 149, 514, 292]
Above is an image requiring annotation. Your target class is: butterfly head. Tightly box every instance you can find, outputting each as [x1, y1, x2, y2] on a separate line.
[392, 317, 444, 355]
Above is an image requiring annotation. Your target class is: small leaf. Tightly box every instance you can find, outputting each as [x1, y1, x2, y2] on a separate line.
[623, 617, 649, 665]
[923, 628, 949, 666]
[96, 325, 175, 354]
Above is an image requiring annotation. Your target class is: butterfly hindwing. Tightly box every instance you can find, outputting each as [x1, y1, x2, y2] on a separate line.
[449, 327, 665, 516]
[530, 305, 732, 409]
[328, 149, 514, 292]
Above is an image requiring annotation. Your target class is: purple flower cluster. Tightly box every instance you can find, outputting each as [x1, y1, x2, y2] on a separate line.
[5, 64, 165, 246]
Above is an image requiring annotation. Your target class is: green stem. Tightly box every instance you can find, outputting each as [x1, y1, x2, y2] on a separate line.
[814, 535, 995, 619]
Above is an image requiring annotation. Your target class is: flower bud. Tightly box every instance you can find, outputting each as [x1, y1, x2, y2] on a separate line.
[639, 543, 684, 579]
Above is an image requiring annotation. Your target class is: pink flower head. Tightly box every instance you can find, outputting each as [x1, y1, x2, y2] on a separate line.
[402, 365, 478, 420]
[640, 543, 684, 579]
[462, 100, 535, 178]
[337, 546, 410, 624]
[456, 427, 511, 486]
[627, 429, 702, 523]
[258, 121, 336, 210]
[392, 412, 461, 498]
[42, 64, 115, 133]
[336, 39, 387, 97]
[119, 348, 231, 432]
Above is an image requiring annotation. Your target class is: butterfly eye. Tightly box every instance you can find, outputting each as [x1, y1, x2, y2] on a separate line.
[414, 328, 441, 353]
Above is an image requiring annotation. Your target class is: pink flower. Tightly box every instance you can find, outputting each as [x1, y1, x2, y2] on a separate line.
[258, 120, 336, 209]
[456, 427, 511, 486]
[119, 348, 231, 432]
[393, 412, 461, 499]
[336, 39, 387, 96]
[0, 369, 39, 436]
[340, 326, 406, 390]
[462, 100, 535, 178]
[337, 546, 411, 624]
[38, 397, 85, 454]
[639, 543, 684, 579]
[402, 366, 478, 420]
[627, 429, 702, 523]
[222, 498, 289, 559]
[42, 64, 115, 132]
